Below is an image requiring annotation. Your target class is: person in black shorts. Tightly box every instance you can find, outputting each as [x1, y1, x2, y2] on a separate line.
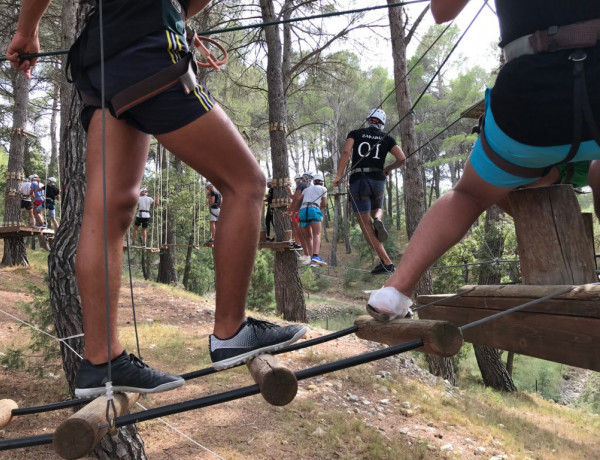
[333, 109, 406, 275]
[131, 187, 155, 246]
[20, 175, 34, 227]
[44, 176, 60, 229]
[7, 0, 306, 397]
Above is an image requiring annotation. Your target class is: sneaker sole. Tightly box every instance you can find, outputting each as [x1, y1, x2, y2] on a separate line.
[74, 378, 184, 398]
[212, 326, 308, 371]
[312, 259, 327, 266]
[373, 220, 388, 243]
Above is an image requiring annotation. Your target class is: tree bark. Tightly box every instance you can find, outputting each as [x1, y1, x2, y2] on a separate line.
[48, 1, 148, 457]
[388, 2, 454, 384]
[260, 0, 306, 322]
[2, 69, 30, 267]
[473, 206, 516, 392]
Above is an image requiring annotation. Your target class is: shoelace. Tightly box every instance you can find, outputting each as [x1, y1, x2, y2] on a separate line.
[128, 353, 149, 369]
[246, 317, 278, 329]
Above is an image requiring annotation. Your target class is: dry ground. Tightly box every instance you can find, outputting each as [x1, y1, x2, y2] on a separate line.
[1, 265, 599, 460]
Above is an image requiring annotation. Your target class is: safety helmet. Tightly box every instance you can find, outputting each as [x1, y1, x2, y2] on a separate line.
[47, 177, 56, 183]
[31, 174, 39, 180]
[366, 108, 386, 126]
[140, 187, 148, 193]
[313, 173, 324, 183]
[294, 174, 302, 181]
[205, 182, 213, 188]
[302, 171, 314, 181]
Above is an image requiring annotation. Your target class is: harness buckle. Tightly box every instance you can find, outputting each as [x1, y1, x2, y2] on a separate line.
[569, 50, 587, 62]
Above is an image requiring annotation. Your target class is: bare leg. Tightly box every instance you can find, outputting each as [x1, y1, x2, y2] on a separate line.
[310, 222, 322, 256]
[141, 227, 148, 245]
[156, 105, 264, 339]
[384, 160, 512, 297]
[588, 160, 600, 221]
[355, 211, 392, 265]
[209, 221, 216, 240]
[76, 110, 151, 364]
[301, 224, 313, 255]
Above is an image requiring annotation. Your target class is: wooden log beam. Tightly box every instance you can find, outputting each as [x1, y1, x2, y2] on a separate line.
[52, 393, 139, 460]
[354, 316, 463, 357]
[417, 284, 600, 371]
[246, 354, 298, 406]
[0, 399, 18, 429]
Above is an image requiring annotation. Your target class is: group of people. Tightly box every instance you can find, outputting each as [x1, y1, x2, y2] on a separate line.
[7, 0, 600, 401]
[20, 174, 60, 229]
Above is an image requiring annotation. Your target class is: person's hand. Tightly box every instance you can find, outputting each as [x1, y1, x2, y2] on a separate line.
[332, 177, 341, 187]
[383, 168, 390, 177]
[6, 31, 40, 79]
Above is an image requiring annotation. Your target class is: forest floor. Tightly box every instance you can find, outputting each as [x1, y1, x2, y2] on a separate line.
[1, 262, 600, 460]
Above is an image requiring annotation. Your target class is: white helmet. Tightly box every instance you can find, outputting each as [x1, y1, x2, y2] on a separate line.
[140, 187, 148, 194]
[47, 177, 56, 183]
[294, 174, 302, 181]
[302, 171, 314, 181]
[313, 173, 324, 183]
[367, 108, 386, 126]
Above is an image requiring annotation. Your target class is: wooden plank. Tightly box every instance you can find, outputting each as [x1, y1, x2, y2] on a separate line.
[508, 185, 597, 284]
[354, 317, 462, 357]
[417, 305, 600, 372]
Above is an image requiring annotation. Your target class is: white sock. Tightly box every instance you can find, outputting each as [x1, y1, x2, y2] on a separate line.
[368, 287, 412, 319]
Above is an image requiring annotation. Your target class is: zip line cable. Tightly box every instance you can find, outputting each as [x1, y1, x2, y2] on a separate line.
[0, 0, 429, 63]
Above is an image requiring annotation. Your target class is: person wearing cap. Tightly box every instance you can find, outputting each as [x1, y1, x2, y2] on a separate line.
[45, 176, 60, 230]
[333, 109, 406, 275]
[294, 173, 328, 267]
[20, 175, 34, 227]
[206, 182, 221, 243]
[132, 187, 156, 246]
[30, 174, 47, 228]
[264, 178, 275, 242]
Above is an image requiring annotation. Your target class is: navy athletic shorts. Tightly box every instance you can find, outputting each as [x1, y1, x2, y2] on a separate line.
[349, 175, 385, 213]
[79, 29, 215, 134]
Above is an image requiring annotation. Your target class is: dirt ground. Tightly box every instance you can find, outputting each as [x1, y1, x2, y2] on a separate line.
[0, 266, 597, 459]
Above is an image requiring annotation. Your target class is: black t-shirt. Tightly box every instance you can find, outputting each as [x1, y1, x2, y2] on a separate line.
[492, 0, 600, 145]
[45, 184, 60, 201]
[266, 188, 274, 210]
[347, 127, 397, 183]
[80, 0, 189, 67]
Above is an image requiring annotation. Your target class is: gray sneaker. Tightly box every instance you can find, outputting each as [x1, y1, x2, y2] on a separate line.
[74, 351, 184, 397]
[372, 218, 388, 243]
[209, 318, 307, 370]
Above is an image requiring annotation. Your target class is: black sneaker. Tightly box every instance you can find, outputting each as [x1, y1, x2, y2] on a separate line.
[74, 351, 184, 397]
[209, 318, 307, 370]
[372, 218, 388, 243]
[371, 262, 395, 275]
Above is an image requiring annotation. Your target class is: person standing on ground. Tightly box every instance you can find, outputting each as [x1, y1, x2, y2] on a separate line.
[206, 181, 221, 243]
[7, 0, 306, 397]
[131, 187, 156, 246]
[44, 176, 60, 229]
[333, 109, 406, 275]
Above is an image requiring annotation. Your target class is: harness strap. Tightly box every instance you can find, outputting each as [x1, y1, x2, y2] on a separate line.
[112, 54, 197, 117]
[350, 167, 383, 175]
[504, 18, 600, 62]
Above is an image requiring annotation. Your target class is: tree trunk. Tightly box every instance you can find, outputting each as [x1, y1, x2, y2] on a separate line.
[49, 76, 60, 179]
[473, 206, 516, 391]
[388, 2, 453, 384]
[260, 0, 306, 322]
[157, 147, 178, 285]
[2, 69, 30, 267]
[47, 1, 148, 457]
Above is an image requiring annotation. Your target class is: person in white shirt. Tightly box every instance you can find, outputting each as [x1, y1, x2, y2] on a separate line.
[296, 173, 328, 267]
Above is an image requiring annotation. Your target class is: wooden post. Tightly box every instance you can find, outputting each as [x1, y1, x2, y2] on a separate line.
[508, 185, 597, 284]
[354, 316, 463, 357]
[246, 354, 298, 406]
[52, 393, 139, 460]
[0, 399, 18, 429]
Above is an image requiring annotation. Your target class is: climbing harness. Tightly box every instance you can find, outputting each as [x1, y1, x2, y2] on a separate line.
[480, 19, 600, 178]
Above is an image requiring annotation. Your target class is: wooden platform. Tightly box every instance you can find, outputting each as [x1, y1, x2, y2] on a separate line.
[460, 99, 484, 120]
[416, 284, 600, 372]
[0, 225, 54, 238]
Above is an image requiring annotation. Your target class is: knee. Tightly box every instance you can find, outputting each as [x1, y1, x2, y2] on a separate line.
[111, 190, 139, 232]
